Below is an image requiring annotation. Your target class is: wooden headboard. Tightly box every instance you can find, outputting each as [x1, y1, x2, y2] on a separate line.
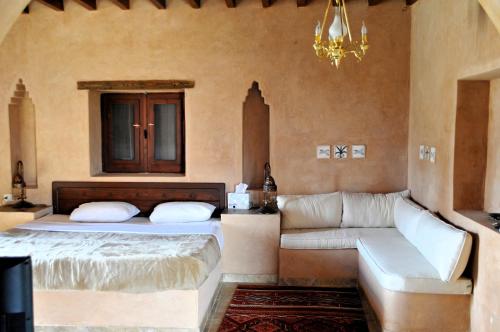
[52, 182, 226, 217]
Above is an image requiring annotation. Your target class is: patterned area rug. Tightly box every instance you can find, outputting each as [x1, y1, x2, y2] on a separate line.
[218, 285, 369, 332]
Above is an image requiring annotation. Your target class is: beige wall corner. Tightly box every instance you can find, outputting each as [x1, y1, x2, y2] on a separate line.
[0, 0, 30, 47]
[410, 0, 500, 331]
[478, 0, 500, 35]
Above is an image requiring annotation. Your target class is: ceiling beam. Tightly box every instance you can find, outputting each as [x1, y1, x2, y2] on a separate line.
[225, 0, 236, 8]
[34, 0, 64, 11]
[74, 0, 97, 10]
[187, 0, 200, 8]
[262, 0, 273, 8]
[368, 0, 382, 5]
[297, 0, 308, 7]
[149, 0, 167, 9]
[109, 0, 130, 9]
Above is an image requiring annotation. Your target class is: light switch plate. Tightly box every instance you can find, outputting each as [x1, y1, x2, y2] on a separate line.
[317, 145, 331, 159]
[424, 146, 431, 160]
[419, 145, 425, 160]
[430, 147, 436, 163]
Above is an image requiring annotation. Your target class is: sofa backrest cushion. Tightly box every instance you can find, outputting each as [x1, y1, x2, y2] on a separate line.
[278, 192, 343, 229]
[341, 190, 410, 228]
[394, 197, 425, 243]
[412, 211, 472, 282]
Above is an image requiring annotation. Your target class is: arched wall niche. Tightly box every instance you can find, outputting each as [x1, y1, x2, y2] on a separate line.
[9, 78, 38, 188]
[242, 81, 270, 190]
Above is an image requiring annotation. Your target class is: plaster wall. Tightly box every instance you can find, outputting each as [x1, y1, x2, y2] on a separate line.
[410, 0, 500, 330]
[485, 79, 500, 212]
[0, 0, 410, 203]
[0, 0, 30, 47]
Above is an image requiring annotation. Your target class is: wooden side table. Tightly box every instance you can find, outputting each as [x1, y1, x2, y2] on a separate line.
[0, 205, 52, 231]
[221, 208, 280, 283]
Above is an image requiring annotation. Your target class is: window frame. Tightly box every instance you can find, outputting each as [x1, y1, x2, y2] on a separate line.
[101, 92, 185, 174]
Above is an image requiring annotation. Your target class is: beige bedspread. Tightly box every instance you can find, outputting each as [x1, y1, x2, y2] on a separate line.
[0, 230, 220, 293]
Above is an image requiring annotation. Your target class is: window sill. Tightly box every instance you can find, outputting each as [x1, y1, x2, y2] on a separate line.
[455, 209, 500, 234]
[92, 172, 185, 178]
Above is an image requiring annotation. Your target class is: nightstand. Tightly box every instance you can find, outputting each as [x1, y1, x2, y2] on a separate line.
[221, 208, 280, 283]
[0, 205, 52, 231]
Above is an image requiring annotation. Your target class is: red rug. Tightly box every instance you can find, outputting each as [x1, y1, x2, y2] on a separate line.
[218, 285, 369, 332]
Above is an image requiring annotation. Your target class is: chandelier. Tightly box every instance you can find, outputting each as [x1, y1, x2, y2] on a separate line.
[313, 0, 368, 68]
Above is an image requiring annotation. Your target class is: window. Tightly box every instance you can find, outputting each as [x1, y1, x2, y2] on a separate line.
[101, 93, 184, 173]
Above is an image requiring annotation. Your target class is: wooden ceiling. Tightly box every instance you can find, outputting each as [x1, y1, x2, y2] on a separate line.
[26, 0, 418, 11]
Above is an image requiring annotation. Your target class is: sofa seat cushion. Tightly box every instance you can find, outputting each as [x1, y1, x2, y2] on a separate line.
[280, 228, 399, 250]
[357, 233, 472, 295]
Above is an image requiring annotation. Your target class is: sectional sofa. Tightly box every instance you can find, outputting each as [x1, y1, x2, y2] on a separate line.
[277, 191, 473, 332]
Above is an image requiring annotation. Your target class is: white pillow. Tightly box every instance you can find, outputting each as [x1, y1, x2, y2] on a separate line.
[412, 211, 472, 282]
[149, 201, 216, 223]
[278, 192, 343, 229]
[70, 201, 140, 222]
[341, 190, 410, 228]
[394, 197, 425, 243]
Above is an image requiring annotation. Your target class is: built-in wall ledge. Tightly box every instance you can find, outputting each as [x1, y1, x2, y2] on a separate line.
[456, 210, 500, 234]
[77, 80, 195, 90]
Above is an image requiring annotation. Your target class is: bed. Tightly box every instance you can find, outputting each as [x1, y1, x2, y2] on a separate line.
[0, 181, 226, 331]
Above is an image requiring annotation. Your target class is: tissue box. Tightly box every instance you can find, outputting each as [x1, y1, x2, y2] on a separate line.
[228, 193, 252, 209]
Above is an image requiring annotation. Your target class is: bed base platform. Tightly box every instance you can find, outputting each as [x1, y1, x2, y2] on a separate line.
[35, 262, 222, 331]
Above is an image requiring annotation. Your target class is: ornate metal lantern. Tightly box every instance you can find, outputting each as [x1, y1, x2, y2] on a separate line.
[12, 161, 34, 209]
[260, 162, 278, 214]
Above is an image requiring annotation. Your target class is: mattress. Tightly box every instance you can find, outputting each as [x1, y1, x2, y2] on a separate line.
[0, 215, 222, 293]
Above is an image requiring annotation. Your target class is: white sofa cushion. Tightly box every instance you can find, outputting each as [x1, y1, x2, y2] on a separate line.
[411, 211, 472, 282]
[341, 190, 410, 228]
[357, 234, 472, 295]
[394, 197, 425, 243]
[280, 228, 398, 249]
[278, 192, 343, 229]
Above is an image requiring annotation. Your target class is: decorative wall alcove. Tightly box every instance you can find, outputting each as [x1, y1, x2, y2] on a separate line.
[454, 71, 500, 229]
[242, 82, 270, 189]
[9, 79, 37, 188]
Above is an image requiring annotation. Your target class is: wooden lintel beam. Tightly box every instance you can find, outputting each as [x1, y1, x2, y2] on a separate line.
[23, 6, 30, 14]
[368, 0, 382, 5]
[187, 0, 200, 8]
[74, 0, 97, 10]
[77, 80, 196, 90]
[406, 0, 418, 5]
[110, 0, 130, 9]
[149, 0, 167, 9]
[35, 0, 64, 11]
[297, 0, 308, 7]
[262, 0, 273, 8]
[225, 0, 236, 8]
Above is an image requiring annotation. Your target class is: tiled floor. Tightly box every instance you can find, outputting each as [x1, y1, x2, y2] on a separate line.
[204, 282, 382, 332]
